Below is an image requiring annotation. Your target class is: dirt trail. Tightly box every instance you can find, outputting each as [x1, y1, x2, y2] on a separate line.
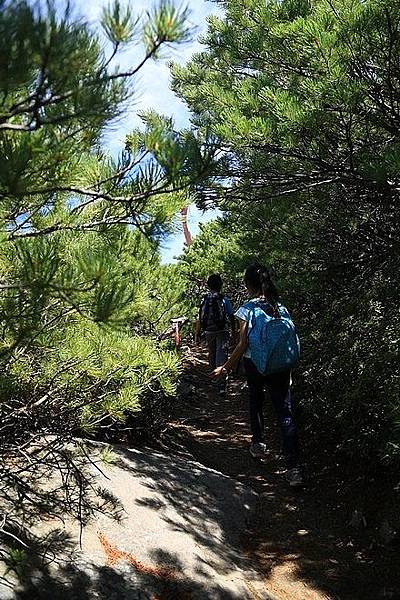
[161, 346, 396, 600]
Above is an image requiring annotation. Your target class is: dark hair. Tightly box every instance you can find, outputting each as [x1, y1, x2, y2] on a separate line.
[207, 273, 223, 292]
[244, 264, 279, 308]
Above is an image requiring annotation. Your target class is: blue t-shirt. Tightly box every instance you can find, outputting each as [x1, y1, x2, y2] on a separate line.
[235, 298, 290, 358]
[223, 295, 234, 317]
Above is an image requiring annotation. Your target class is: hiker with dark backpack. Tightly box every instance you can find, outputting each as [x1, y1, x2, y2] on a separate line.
[210, 264, 303, 486]
[195, 274, 235, 396]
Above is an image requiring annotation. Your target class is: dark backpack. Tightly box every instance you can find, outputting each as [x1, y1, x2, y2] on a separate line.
[200, 293, 227, 332]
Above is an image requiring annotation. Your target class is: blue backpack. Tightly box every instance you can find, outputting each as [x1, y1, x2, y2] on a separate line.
[247, 300, 300, 375]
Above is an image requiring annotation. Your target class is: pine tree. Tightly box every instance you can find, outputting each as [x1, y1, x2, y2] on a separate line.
[0, 0, 210, 559]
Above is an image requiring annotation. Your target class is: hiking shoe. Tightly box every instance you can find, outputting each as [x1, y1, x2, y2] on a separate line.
[249, 442, 266, 459]
[285, 467, 304, 487]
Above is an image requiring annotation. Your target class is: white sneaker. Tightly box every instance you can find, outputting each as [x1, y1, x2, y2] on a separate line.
[249, 442, 266, 458]
[285, 467, 304, 487]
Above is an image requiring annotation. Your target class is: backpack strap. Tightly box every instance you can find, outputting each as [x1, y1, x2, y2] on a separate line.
[249, 298, 276, 318]
[199, 294, 209, 328]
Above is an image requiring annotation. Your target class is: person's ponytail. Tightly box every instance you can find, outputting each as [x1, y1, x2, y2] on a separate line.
[259, 268, 279, 313]
[244, 264, 280, 314]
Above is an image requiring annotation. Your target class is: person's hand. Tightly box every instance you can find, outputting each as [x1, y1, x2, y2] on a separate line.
[210, 366, 227, 379]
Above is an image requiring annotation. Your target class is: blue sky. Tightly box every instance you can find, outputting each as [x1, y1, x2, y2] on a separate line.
[74, 0, 222, 263]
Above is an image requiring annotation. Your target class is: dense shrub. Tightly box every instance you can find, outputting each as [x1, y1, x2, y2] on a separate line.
[173, 0, 400, 470]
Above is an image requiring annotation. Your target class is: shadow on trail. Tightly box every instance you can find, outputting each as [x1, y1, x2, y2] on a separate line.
[118, 445, 254, 561]
[2, 405, 260, 599]
[5, 502, 251, 600]
[159, 347, 399, 600]
[12, 558, 246, 600]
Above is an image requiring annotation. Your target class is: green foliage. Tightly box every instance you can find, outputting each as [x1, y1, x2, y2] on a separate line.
[143, 1, 192, 56]
[102, 0, 139, 45]
[3, 548, 29, 581]
[0, 1, 211, 566]
[100, 444, 119, 465]
[174, 0, 400, 470]
[180, 219, 245, 277]
[0, 0, 208, 422]
[1, 227, 184, 429]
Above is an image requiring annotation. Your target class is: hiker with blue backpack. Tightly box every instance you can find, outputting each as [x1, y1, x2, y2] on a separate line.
[211, 264, 303, 487]
[195, 274, 236, 396]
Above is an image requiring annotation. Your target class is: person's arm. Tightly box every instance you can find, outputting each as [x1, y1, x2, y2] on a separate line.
[210, 318, 248, 378]
[229, 314, 237, 344]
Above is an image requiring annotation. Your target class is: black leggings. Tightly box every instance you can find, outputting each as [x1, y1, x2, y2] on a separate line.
[243, 357, 300, 468]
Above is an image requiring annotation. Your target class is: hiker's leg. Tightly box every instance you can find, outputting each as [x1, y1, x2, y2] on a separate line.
[244, 357, 265, 443]
[215, 331, 229, 367]
[205, 332, 217, 370]
[215, 331, 229, 391]
[266, 370, 300, 468]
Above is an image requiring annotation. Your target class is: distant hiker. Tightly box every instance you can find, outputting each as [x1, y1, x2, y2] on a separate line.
[195, 273, 235, 396]
[211, 264, 303, 487]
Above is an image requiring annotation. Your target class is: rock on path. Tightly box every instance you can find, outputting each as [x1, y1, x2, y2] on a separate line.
[2, 446, 276, 600]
